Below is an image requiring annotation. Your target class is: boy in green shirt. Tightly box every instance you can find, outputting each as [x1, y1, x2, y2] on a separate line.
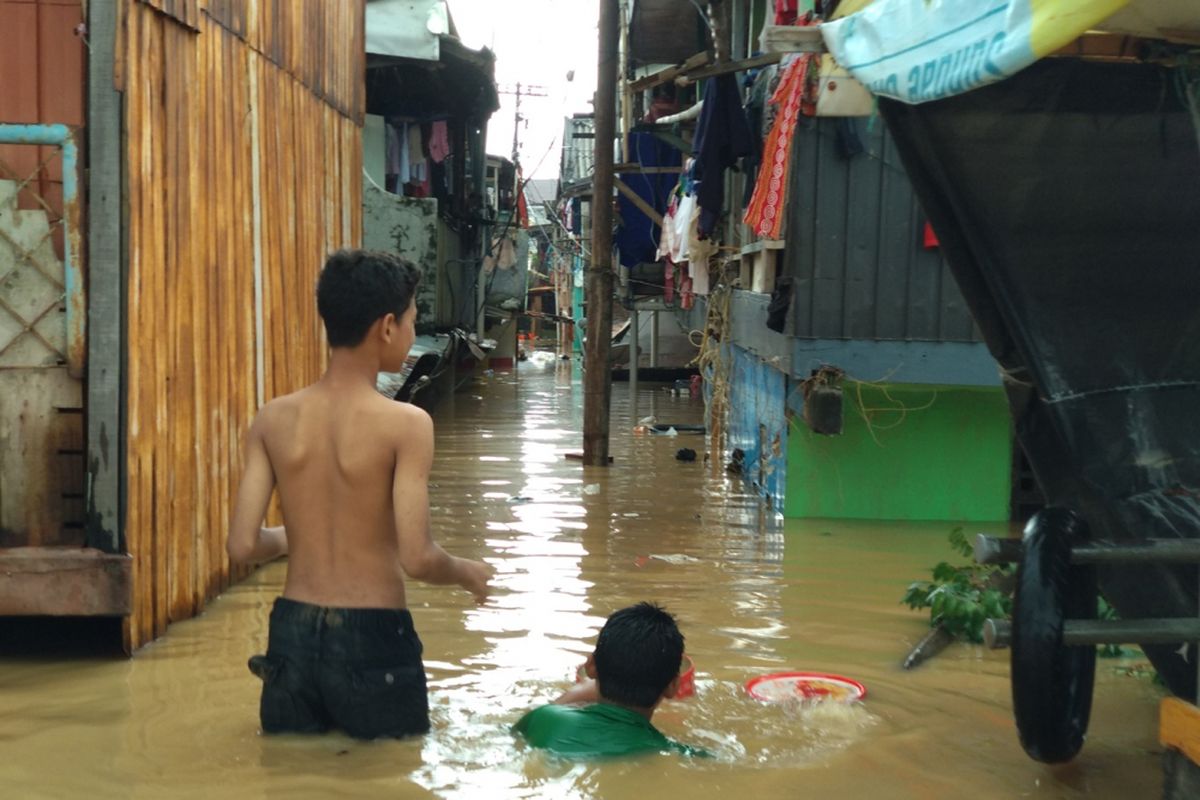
[513, 602, 707, 758]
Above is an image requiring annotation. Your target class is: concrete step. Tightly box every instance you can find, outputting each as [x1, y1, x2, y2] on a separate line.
[0, 547, 132, 616]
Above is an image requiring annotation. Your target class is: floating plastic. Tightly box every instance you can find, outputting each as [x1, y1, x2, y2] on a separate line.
[745, 672, 867, 704]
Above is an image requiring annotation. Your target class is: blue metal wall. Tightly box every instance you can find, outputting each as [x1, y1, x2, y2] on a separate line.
[727, 344, 788, 510]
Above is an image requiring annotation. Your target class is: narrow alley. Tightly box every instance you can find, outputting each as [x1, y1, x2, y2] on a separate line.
[0, 361, 1162, 798]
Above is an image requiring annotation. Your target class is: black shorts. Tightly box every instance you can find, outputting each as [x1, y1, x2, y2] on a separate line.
[252, 597, 430, 739]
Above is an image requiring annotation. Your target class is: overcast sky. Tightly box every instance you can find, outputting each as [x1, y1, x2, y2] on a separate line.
[450, 0, 600, 180]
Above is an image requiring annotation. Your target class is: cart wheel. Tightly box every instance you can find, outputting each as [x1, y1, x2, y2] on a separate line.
[1011, 507, 1097, 763]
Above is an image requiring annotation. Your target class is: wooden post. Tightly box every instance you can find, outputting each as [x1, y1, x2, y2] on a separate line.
[619, 1, 632, 165]
[583, 0, 619, 465]
[86, 0, 124, 554]
[629, 303, 639, 422]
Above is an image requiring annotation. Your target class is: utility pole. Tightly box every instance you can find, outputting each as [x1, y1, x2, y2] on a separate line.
[496, 82, 549, 166]
[512, 83, 521, 162]
[583, 0, 619, 466]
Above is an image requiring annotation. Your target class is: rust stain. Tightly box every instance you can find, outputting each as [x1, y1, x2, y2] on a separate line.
[63, 170, 85, 377]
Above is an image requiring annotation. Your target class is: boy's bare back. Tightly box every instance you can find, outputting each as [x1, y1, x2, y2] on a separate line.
[260, 381, 438, 607]
[230, 376, 489, 607]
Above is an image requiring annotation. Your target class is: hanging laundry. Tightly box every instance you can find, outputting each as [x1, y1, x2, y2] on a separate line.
[429, 120, 451, 163]
[672, 191, 698, 263]
[744, 53, 817, 241]
[408, 124, 427, 185]
[618, 132, 681, 267]
[742, 65, 775, 206]
[690, 256, 711, 296]
[835, 117, 865, 160]
[693, 73, 754, 240]
[775, 0, 799, 25]
[386, 122, 404, 180]
[400, 122, 414, 185]
[684, 198, 717, 271]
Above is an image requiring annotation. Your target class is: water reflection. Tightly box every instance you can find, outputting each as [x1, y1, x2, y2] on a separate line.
[0, 359, 1165, 798]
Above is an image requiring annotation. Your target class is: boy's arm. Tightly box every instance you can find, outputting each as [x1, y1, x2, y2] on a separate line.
[393, 408, 492, 602]
[227, 416, 288, 565]
[553, 679, 600, 705]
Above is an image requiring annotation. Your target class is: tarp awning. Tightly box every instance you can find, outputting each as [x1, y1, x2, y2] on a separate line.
[821, 0, 1129, 104]
[366, 0, 450, 62]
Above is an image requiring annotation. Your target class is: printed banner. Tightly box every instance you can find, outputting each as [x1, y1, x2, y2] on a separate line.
[821, 0, 1129, 104]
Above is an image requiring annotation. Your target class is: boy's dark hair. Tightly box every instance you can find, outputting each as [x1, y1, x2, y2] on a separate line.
[593, 602, 684, 708]
[316, 249, 420, 347]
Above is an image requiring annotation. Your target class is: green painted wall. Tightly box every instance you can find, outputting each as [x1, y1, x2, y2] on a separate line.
[784, 384, 1012, 522]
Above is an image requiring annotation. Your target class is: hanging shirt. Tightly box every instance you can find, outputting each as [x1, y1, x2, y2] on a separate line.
[513, 703, 709, 759]
[428, 120, 451, 163]
[692, 73, 754, 239]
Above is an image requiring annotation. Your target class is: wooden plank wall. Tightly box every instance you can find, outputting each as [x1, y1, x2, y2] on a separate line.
[121, 0, 364, 649]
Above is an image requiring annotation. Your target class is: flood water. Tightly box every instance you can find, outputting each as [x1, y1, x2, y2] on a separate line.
[0, 357, 1166, 798]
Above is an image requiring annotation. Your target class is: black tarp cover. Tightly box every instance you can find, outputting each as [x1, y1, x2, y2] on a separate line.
[881, 58, 1200, 698]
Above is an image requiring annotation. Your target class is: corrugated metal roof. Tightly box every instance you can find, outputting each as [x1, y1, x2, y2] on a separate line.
[559, 115, 595, 192]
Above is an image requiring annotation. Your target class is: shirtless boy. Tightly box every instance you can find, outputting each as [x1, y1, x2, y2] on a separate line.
[227, 249, 492, 739]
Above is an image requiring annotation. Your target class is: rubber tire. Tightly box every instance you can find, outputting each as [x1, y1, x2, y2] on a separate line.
[1011, 507, 1097, 764]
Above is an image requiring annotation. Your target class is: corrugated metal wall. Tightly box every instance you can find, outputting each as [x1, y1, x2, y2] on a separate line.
[727, 344, 788, 510]
[783, 117, 982, 343]
[121, 0, 364, 649]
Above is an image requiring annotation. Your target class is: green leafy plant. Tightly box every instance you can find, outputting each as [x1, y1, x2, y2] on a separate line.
[1096, 596, 1129, 658]
[902, 527, 1014, 643]
[904, 529, 1139, 656]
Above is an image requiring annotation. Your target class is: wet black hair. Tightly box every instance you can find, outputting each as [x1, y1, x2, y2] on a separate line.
[593, 602, 684, 709]
[316, 249, 420, 348]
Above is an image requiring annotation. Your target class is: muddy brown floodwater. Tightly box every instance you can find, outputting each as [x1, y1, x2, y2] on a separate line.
[0, 357, 1166, 798]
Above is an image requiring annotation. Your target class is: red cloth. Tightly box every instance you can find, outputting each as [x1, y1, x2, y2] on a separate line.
[775, 0, 798, 25]
[743, 54, 816, 240]
[923, 221, 940, 249]
[517, 169, 529, 228]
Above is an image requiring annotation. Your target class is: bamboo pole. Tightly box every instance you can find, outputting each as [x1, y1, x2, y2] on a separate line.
[619, 1, 631, 165]
[583, 0, 619, 466]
